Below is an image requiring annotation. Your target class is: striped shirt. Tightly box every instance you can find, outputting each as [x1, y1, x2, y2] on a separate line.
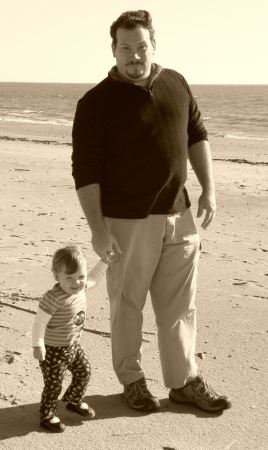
[32, 260, 108, 348]
[39, 284, 86, 346]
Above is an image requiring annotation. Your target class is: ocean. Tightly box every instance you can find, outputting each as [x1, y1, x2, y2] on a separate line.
[0, 82, 267, 141]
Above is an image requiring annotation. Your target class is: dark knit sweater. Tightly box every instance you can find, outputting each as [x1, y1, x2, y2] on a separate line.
[72, 64, 208, 219]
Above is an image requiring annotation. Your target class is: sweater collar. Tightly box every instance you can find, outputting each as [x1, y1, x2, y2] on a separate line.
[108, 63, 163, 88]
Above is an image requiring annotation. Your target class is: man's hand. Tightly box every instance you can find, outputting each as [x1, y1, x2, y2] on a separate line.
[197, 192, 216, 229]
[92, 228, 122, 263]
[76, 184, 122, 263]
[33, 347, 46, 361]
[188, 140, 216, 230]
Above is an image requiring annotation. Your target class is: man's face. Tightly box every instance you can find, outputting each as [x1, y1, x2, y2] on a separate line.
[112, 26, 155, 81]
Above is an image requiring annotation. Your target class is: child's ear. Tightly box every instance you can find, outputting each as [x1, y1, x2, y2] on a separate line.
[53, 270, 59, 281]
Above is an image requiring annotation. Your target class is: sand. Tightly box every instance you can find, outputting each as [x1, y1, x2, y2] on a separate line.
[0, 122, 268, 450]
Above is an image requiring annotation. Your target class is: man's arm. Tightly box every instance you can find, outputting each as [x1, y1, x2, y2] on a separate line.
[188, 140, 216, 229]
[77, 184, 121, 261]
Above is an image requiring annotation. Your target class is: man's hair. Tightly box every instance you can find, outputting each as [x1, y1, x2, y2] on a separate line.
[52, 245, 86, 274]
[110, 10, 155, 46]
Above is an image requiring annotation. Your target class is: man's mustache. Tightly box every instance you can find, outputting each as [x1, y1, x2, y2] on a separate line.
[127, 62, 143, 66]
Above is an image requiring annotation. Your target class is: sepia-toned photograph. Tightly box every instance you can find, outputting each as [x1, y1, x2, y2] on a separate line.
[0, 1, 267, 449]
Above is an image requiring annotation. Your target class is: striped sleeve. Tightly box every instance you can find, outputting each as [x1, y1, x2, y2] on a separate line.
[39, 289, 59, 315]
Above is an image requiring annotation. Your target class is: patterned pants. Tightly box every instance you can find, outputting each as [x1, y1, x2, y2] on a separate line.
[39, 343, 91, 420]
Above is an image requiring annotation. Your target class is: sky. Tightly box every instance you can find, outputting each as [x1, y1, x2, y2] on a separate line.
[1, 0, 268, 84]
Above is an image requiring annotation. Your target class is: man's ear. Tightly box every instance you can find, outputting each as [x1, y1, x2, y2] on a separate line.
[112, 42, 116, 57]
[152, 39, 156, 54]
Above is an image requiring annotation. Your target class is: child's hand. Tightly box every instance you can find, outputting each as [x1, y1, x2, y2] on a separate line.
[33, 347, 46, 361]
[102, 251, 120, 264]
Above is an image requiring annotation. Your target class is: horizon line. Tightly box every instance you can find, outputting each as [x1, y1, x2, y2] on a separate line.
[1, 80, 268, 86]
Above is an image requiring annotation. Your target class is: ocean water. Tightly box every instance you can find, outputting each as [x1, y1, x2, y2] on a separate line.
[191, 84, 268, 141]
[0, 82, 267, 141]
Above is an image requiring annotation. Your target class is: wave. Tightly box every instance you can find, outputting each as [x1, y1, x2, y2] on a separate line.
[211, 132, 268, 142]
[23, 109, 38, 114]
[225, 133, 268, 141]
[1, 117, 267, 142]
[0, 116, 72, 127]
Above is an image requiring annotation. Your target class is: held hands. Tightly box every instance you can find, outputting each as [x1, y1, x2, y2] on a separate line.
[92, 228, 122, 264]
[101, 251, 120, 264]
[197, 191, 216, 230]
[33, 346, 46, 361]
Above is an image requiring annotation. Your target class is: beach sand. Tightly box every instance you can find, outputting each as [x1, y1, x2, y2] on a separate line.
[0, 122, 268, 450]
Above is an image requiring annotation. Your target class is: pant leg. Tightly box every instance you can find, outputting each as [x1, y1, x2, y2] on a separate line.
[39, 345, 69, 420]
[150, 208, 200, 389]
[105, 216, 165, 385]
[62, 343, 91, 404]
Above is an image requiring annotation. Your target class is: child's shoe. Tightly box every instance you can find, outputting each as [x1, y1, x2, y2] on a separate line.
[66, 401, 95, 418]
[40, 417, 65, 433]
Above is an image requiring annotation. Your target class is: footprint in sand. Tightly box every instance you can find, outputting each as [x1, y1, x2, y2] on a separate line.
[41, 239, 57, 242]
[19, 257, 42, 262]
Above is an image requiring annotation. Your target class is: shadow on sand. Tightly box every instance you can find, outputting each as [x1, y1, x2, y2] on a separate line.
[0, 394, 222, 440]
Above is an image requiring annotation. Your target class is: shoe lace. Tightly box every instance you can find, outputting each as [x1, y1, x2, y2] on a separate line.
[195, 378, 220, 401]
[126, 379, 152, 400]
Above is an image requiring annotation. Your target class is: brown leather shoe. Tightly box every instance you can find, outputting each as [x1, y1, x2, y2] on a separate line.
[124, 377, 160, 412]
[169, 375, 232, 413]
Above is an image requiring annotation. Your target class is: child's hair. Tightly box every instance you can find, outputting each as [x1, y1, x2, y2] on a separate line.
[52, 245, 86, 274]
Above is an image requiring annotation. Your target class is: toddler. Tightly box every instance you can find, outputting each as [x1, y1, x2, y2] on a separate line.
[32, 245, 108, 433]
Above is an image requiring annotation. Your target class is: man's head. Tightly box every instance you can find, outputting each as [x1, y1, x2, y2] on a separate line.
[110, 10, 156, 82]
[110, 10, 155, 47]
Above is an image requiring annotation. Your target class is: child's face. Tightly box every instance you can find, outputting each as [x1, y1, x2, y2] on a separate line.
[54, 261, 87, 295]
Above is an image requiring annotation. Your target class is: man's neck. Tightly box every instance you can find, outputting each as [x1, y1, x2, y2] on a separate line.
[117, 71, 151, 87]
[133, 77, 151, 88]
[109, 64, 162, 88]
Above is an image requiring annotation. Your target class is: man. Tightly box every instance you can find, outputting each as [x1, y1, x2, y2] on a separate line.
[72, 10, 231, 413]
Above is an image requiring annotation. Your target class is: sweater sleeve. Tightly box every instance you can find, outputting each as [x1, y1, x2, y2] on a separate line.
[180, 76, 208, 146]
[87, 260, 108, 289]
[72, 95, 107, 190]
[32, 307, 52, 347]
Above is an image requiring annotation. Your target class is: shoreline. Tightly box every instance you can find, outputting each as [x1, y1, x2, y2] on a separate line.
[1, 134, 267, 167]
[1, 119, 268, 165]
[2, 136, 268, 170]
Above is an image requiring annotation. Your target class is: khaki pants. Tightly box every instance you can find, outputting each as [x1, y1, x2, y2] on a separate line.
[106, 208, 200, 389]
